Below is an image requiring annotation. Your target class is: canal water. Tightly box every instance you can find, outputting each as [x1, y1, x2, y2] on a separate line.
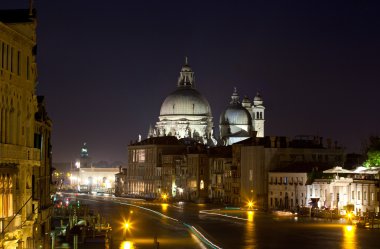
[197, 210, 379, 249]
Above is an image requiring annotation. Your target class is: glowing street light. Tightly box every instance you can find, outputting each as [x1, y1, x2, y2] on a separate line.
[247, 200, 254, 210]
[161, 193, 168, 202]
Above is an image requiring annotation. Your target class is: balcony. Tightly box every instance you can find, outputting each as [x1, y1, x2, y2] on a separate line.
[0, 144, 40, 162]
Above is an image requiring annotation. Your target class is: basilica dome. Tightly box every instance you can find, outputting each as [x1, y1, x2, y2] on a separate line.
[153, 59, 215, 145]
[159, 88, 211, 116]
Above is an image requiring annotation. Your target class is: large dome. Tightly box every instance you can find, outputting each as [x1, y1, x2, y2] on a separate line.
[160, 87, 211, 116]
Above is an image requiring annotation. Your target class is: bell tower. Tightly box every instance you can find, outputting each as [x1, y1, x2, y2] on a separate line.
[252, 92, 265, 137]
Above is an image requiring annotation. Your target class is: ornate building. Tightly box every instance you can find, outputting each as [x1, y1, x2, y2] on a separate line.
[150, 58, 217, 145]
[149, 59, 265, 146]
[0, 8, 52, 249]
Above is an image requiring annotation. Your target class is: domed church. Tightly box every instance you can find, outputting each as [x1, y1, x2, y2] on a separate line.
[149, 58, 217, 145]
[148, 58, 265, 146]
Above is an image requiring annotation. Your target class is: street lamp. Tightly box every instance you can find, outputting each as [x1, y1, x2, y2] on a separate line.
[247, 200, 254, 210]
[161, 193, 168, 202]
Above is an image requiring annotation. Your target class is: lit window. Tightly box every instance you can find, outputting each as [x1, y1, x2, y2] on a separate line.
[137, 149, 145, 162]
[200, 180, 204, 190]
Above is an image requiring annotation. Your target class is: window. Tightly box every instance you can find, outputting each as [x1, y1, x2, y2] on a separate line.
[352, 191, 355, 200]
[10, 47, 13, 72]
[17, 51, 20, 75]
[364, 191, 367, 201]
[284, 177, 288, 185]
[371, 192, 375, 201]
[26, 56, 30, 80]
[358, 191, 361, 200]
[1, 42, 3, 68]
[133, 149, 145, 162]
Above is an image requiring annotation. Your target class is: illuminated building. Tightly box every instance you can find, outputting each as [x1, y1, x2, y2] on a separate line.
[150, 59, 217, 145]
[0, 8, 52, 249]
[69, 144, 119, 193]
[149, 59, 265, 146]
[220, 88, 265, 145]
[123, 137, 186, 198]
[309, 166, 380, 214]
[235, 136, 344, 208]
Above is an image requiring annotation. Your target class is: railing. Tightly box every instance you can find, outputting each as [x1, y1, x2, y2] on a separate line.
[0, 144, 40, 161]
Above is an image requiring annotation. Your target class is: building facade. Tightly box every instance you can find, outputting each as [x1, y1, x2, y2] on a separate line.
[235, 136, 344, 209]
[268, 172, 308, 210]
[309, 167, 380, 214]
[0, 9, 52, 249]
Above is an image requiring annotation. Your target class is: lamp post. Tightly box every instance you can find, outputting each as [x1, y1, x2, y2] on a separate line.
[75, 161, 80, 191]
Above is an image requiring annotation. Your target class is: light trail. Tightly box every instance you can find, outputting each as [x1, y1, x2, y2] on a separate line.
[200, 209, 249, 221]
[184, 223, 223, 249]
[71, 194, 223, 249]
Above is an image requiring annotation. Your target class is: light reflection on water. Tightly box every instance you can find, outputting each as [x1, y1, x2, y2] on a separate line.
[119, 240, 134, 249]
[244, 211, 256, 249]
[342, 225, 356, 249]
[161, 203, 168, 212]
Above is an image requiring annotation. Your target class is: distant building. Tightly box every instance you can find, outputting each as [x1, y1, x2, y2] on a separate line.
[234, 136, 344, 208]
[69, 144, 119, 193]
[122, 137, 186, 198]
[309, 166, 380, 214]
[0, 8, 52, 249]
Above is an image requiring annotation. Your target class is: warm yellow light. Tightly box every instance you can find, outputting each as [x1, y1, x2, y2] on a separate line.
[247, 210, 254, 221]
[346, 212, 352, 219]
[161, 203, 168, 212]
[120, 241, 134, 249]
[345, 225, 353, 232]
[247, 201, 254, 209]
[124, 222, 130, 229]
[161, 193, 168, 201]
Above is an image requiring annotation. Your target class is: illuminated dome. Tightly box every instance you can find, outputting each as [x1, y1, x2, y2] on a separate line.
[220, 88, 252, 125]
[220, 105, 252, 126]
[219, 88, 254, 145]
[153, 58, 215, 145]
[159, 88, 211, 116]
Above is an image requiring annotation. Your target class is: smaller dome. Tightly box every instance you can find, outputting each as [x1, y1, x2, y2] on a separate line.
[220, 88, 252, 125]
[220, 106, 252, 125]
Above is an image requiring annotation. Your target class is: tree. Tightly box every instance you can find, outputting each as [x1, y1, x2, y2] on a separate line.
[363, 150, 380, 167]
[363, 135, 380, 167]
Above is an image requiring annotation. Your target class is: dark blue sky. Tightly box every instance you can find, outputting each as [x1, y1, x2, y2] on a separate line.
[1, 0, 379, 162]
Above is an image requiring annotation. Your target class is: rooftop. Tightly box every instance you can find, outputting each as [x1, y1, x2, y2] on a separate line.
[0, 9, 36, 23]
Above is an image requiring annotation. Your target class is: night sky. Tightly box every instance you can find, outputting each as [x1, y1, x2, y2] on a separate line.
[1, 1, 379, 163]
